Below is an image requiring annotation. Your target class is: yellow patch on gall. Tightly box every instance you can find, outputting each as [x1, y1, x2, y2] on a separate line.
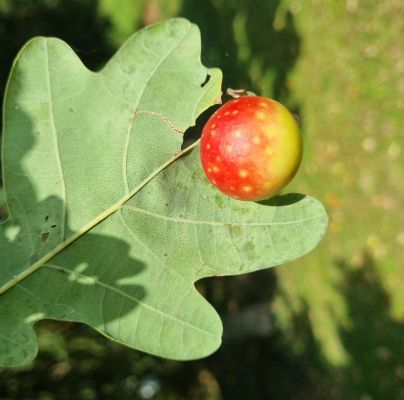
[212, 165, 220, 172]
[255, 111, 266, 120]
[239, 169, 248, 178]
[243, 185, 252, 193]
[224, 111, 230, 116]
[206, 143, 211, 150]
[226, 145, 233, 152]
[234, 131, 242, 138]
[232, 110, 239, 115]
[265, 147, 275, 156]
[263, 181, 274, 189]
[252, 136, 261, 144]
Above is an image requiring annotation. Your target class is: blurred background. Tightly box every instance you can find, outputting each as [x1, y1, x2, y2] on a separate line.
[0, 0, 403, 399]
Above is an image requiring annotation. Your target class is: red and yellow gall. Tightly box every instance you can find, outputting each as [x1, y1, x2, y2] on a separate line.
[200, 96, 303, 201]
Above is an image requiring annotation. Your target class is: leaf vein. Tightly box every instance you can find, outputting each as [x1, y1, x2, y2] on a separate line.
[44, 40, 67, 241]
[44, 263, 215, 337]
[123, 205, 325, 227]
[122, 23, 192, 191]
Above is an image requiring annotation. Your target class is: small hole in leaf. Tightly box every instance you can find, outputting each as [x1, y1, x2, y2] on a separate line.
[41, 232, 50, 242]
[200, 74, 211, 87]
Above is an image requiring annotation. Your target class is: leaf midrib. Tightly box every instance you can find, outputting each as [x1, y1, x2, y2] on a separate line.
[0, 140, 200, 296]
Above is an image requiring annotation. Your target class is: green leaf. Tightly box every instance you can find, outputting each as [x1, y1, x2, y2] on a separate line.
[0, 18, 328, 367]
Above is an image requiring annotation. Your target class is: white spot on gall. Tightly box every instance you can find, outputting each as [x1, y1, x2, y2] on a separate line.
[232, 110, 239, 115]
[226, 145, 233, 152]
[206, 143, 211, 150]
[234, 131, 242, 138]
[252, 136, 261, 144]
[212, 165, 220, 172]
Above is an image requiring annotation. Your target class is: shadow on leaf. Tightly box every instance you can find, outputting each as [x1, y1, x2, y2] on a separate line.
[0, 103, 146, 367]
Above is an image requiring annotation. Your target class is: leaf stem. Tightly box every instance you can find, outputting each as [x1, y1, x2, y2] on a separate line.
[0, 139, 200, 295]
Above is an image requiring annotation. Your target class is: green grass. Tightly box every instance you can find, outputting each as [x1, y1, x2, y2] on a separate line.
[270, 0, 404, 397]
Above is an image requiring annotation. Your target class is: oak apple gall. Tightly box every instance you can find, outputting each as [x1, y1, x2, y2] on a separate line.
[200, 96, 303, 201]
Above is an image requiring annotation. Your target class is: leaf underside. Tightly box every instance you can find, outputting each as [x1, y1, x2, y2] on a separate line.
[0, 18, 328, 367]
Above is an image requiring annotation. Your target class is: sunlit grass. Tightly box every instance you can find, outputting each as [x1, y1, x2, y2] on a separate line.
[272, 0, 404, 396]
